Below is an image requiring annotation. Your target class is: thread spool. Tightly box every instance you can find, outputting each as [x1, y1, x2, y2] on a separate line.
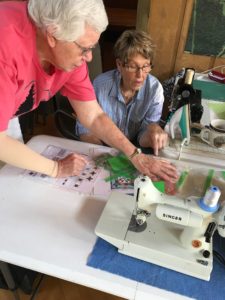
[199, 186, 221, 212]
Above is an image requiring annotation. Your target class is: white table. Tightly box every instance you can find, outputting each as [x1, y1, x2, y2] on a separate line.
[0, 135, 192, 300]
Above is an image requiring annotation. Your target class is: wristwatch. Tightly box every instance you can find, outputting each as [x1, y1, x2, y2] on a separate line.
[128, 148, 142, 160]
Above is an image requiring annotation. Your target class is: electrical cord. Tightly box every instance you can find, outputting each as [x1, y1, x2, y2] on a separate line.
[200, 64, 225, 74]
[29, 274, 45, 300]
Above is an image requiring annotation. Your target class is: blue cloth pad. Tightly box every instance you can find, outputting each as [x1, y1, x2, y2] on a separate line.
[87, 234, 225, 300]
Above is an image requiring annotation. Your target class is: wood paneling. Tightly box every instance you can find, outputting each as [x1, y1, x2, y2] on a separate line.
[174, 0, 225, 74]
[147, 0, 187, 81]
[136, 0, 150, 31]
[174, 0, 214, 73]
[147, 0, 225, 80]
[100, 1, 138, 72]
[106, 8, 136, 27]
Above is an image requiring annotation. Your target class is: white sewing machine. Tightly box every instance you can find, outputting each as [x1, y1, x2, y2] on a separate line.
[96, 71, 225, 281]
[95, 174, 225, 281]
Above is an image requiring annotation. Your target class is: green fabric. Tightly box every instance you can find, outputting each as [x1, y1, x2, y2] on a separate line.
[105, 154, 137, 182]
[94, 153, 137, 182]
[221, 171, 225, 180]
[152, 181, 165, 193]
[176, 171, 189, 190]
[203, 169, 215, 194]
[107, 154, 134, 171]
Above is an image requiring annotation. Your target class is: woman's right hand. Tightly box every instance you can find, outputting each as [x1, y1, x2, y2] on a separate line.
[56, 153, 88, 178]
[131, 153, 178, 183]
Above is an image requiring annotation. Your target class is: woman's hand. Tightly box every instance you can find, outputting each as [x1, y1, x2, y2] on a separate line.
[56, 153, 88, 178]
[131, 153, 178, 182]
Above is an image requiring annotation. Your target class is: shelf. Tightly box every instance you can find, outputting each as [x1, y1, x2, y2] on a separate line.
[105, 7, 136, 27]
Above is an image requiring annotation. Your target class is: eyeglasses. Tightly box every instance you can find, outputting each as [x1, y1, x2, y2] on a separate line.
[124, 64, 152, 73]
[73, 41, 96, 56]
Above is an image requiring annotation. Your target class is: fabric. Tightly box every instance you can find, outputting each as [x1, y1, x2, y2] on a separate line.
[87, 233, 225, 300]
[0, 1, 95, 131]
[76, 69, 164, 142]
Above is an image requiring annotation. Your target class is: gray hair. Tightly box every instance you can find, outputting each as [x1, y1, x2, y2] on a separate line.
[114, 30, 155, 65]
[28, 0, 108, 41]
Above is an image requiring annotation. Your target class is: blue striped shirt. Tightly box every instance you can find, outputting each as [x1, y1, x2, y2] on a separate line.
[75, 69, 164, 142]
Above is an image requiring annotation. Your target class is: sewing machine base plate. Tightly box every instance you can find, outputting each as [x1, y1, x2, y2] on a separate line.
[95, 191, 212, 281]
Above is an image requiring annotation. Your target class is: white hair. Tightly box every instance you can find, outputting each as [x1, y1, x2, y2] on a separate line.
[28, 0, 108, 41]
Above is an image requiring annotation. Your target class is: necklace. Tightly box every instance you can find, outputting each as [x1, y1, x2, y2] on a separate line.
[120, 87, 135, 104]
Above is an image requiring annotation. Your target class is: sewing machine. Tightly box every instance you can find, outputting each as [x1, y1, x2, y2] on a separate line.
[95, 69, 225, 281]
[95, 174, 225, 281]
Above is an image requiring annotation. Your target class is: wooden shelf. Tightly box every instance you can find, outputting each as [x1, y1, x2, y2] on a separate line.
[105, 7, 136, 27]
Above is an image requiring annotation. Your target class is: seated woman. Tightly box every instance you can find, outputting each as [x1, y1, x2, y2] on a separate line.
[76, 30, 168, 156]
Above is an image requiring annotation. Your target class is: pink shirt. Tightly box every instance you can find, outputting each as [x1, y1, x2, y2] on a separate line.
[0, 1, 96, 131]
